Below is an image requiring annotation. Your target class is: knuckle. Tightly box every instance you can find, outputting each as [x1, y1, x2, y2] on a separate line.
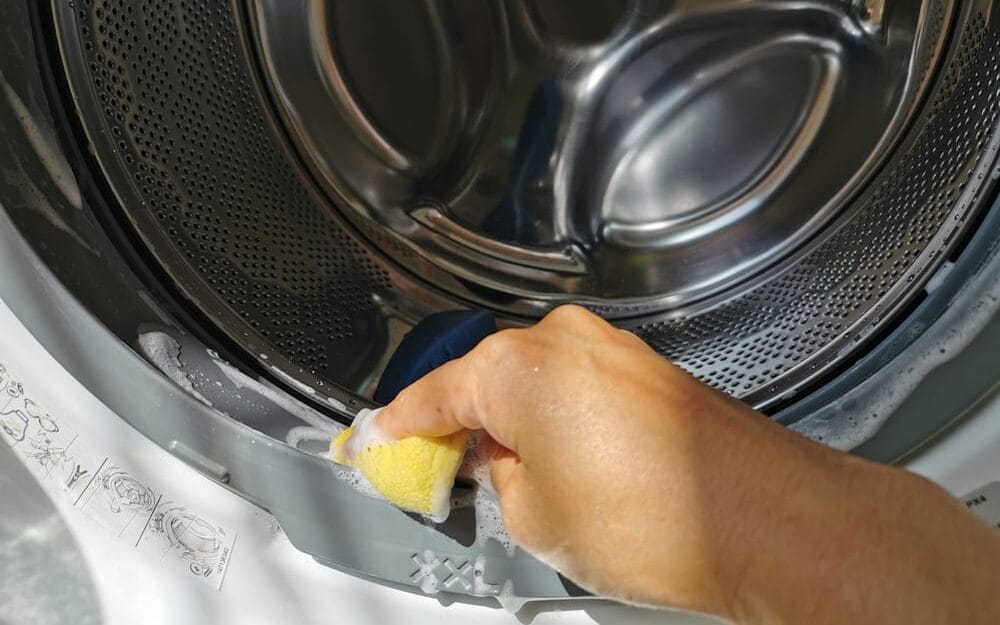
[618, 327, 651, 348]
[544, 304, 594, 325]
[394, 385, 415, 406]
[541, 304, 615, 337]
[475, 329, 525, 366]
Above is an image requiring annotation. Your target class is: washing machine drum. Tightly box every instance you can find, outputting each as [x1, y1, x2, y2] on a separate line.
[3, 0, 1000, 604]
[38, 0, 996, 412]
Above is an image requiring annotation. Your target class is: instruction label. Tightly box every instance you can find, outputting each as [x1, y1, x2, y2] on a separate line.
[0, 359, 236, 590]
[962, 482, 1000, 530]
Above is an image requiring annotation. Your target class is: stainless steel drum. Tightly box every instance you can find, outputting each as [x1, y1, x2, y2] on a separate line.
[43, 0, 998, 416]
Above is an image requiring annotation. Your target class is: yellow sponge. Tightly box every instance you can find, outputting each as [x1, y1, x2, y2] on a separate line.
[331, 414, 468, 522]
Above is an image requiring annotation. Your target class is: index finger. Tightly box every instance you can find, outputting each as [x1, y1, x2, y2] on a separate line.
[373, 334, 522, 453]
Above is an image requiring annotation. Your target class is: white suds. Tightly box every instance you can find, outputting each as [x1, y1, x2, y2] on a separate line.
[332, 465, 383, 500]
[201, 351, 393, 501]
[472, 489, 516, 554]
[471, 554, 522, 611]
[334, 408, 392, 461]
[496, 580, 526, 613]
[209, 354, 340, 434]
[792, 259, 1000, 449]
[138, 331, 213, 407]
[270, 364, 316, 394]
[472, 554, 492, 594]
[285, 426, 337, 450]
[415, 550, 442, 595]
[267, 363, 348, 411]
[454, 432, 516, 552]
[203, 349, 518, 544]
[457, 430, 495, 491]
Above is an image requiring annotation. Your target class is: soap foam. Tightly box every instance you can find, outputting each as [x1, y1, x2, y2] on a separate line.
[332, 465, 383, 500]
[286, 425, 338, 451]
[472, 554, 492, 593]
[209, 353, 340, 434]
[335, 408, 392, 461]
[454, 432, 516, 553]
[496, 580, 526, 613]
[415, 550, 442, 595]
[457, 430, 495, 491]
[792, 257, 1000, 449]
[267, 363, 349, 412]
[333, 413, 517, 546]
[200, 351, 396, 504]
[472, 554, 522, 611]
[472, 488, 516, 554]
[138, 331, 213, 407]
[206, 349, 520, 546]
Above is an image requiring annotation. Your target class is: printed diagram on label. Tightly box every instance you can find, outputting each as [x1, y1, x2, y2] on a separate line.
[77, 464, 160, 541]
[0, 373, 30, 443]
[0, 359, 237, 589]
[138, 502, 236, 587]
[23, 430, 70, 474]
[3, 382, 86, 482]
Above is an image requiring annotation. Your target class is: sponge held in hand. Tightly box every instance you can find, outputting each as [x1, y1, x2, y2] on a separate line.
[331, 409, 469, 522]
[332, 310, 497, 522]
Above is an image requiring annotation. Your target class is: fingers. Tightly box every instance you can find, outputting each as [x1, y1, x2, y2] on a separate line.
[490, 461, 560, 557]
[489, 445, 521, 494]
[375, 356, 484, 439]
[487, 442, 560, 555]
[375, 305, 618, 450]
[375, 326, 535, 451]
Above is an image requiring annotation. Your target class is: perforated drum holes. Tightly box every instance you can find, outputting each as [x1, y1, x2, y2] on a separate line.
[635, 16, 1000, 403]
[56, 2, 1000, 408]
[72, 0, 390, 385]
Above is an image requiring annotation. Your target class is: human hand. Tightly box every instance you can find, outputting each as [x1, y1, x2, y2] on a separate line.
[377, 305, 1000, 624]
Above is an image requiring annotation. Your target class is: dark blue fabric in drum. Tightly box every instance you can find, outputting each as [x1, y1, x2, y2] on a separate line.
[373, 309, 497, 404]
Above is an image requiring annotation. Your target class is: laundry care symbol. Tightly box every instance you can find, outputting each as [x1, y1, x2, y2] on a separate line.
[66, 463, 89, 488]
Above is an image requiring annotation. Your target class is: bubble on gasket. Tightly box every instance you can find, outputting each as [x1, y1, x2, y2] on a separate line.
[473, 488, 515, 555]
[139, 331, 214, 407]
[792, 260, 1000, 450]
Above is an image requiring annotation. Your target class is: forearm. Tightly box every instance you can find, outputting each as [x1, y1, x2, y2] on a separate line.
[736, 456, 1000, 625]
